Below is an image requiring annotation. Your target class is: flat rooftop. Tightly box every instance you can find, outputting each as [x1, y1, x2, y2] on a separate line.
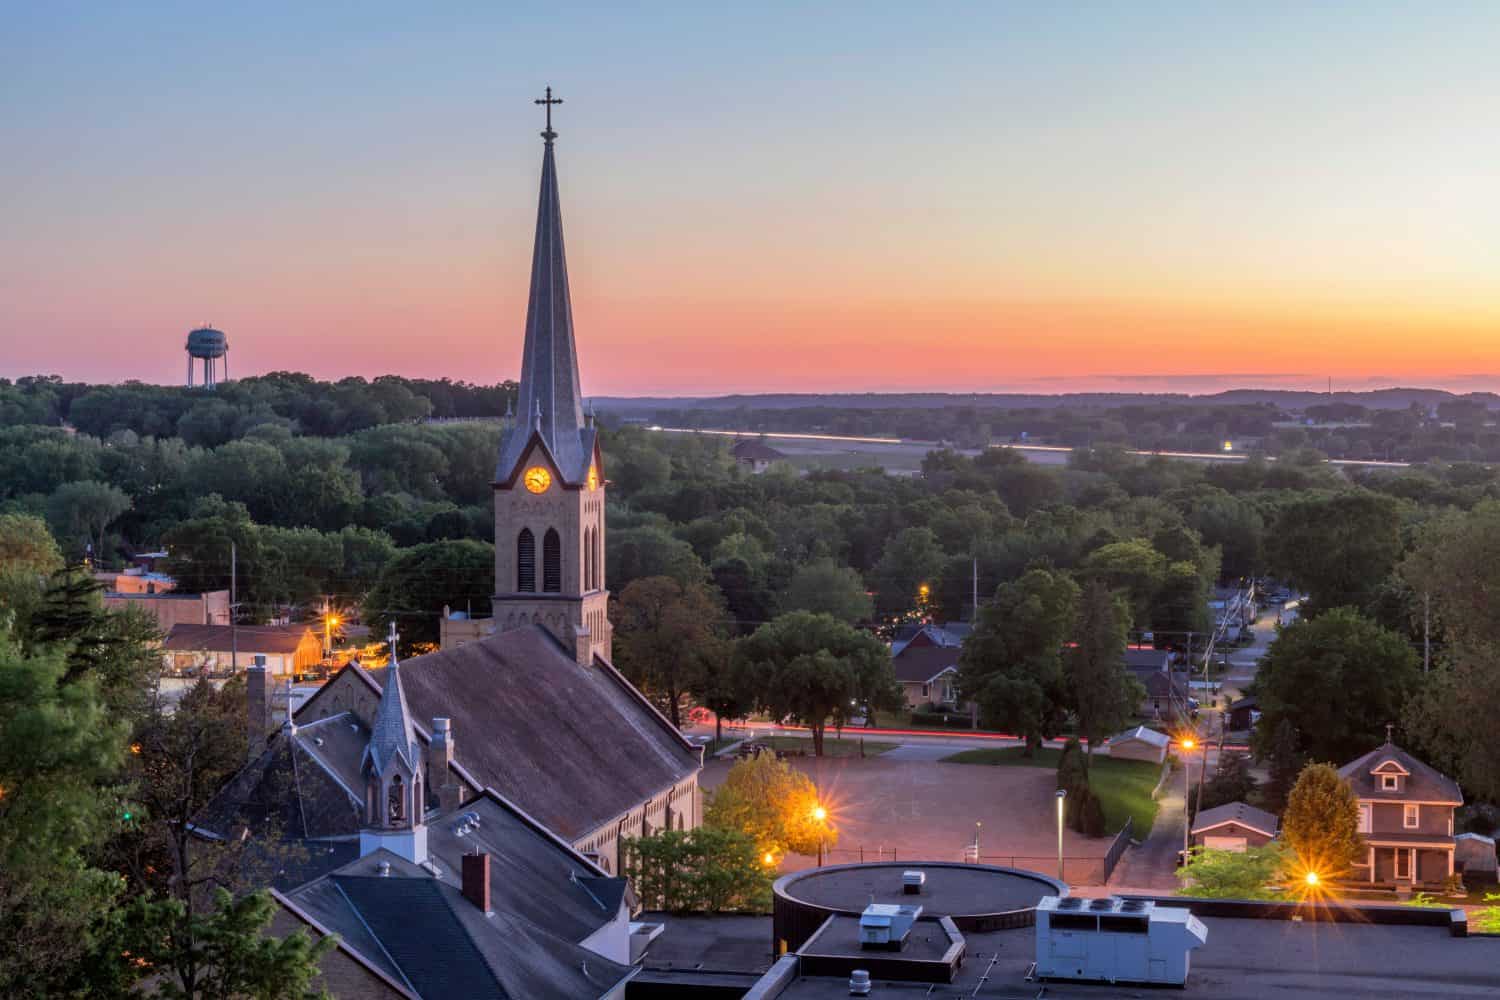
[801, 915, 956, 963]
[780, 863, 1056, 918]
[773, 918, 1500, 998]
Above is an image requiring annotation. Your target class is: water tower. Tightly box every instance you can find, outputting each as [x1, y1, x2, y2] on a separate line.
[185, 326, 229, 389]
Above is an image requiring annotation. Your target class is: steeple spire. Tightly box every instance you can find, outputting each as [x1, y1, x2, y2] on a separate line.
[362, 623, 419, 777]
[496, 87, 594, 486]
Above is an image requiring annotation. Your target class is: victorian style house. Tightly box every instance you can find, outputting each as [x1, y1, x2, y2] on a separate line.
[1339, 738, 1463, 888]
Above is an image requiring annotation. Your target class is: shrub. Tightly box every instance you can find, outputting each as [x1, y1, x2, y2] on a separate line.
[623, 828, 774, 913]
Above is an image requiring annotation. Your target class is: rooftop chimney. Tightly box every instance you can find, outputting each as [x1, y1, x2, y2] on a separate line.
[462, 852, 491, 914]
[246, 657, 271, 761]
[431, 717, 464, 811]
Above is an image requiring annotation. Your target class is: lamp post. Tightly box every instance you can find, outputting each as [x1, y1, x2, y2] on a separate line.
[1055, 789, 1066, 882]
[1181, 737, 1196, 859]
[813, 805, 828, 867]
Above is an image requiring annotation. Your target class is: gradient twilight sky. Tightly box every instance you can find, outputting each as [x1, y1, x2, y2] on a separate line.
[4, 2, 1500, 395]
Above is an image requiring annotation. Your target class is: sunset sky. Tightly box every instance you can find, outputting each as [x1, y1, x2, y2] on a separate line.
[4, 3, 1499, 395]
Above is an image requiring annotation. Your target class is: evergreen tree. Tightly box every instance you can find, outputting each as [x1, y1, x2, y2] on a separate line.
[1064, 581, 1143, 751]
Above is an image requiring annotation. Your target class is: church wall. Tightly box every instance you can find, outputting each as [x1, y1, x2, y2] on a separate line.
[575, 771, 702, 878]
[298, 667, 380, 727]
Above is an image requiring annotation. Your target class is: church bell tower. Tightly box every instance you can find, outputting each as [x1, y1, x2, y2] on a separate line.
[493, 88, 611, 666]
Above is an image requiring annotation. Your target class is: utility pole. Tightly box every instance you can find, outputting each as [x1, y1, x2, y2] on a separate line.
[230, 541, 239, 675]
[971, 554, 978, 622]
[1423, 592, 1431, 674]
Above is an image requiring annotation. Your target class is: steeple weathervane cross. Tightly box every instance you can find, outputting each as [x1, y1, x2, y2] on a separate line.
[535, 86, 563, 141]
[387, 620, 399, 660]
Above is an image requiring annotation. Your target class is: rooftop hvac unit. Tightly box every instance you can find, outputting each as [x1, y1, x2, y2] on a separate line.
[859, 903, 923, 950]
[1034, 895, 1206, 986]
[901, 870, 926, 894]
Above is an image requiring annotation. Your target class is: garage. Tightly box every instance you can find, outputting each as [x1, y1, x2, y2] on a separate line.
[1190, 801, 1279, 853]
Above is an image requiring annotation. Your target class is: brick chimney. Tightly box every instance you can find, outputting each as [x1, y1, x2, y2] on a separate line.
[461, 852, 491, 913]
[431, 717, 464, 810]
[246, 656, 271, 761]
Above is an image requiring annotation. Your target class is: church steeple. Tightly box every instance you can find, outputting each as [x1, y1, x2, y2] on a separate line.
[495, 88, 594, 487]
[359, 623, 428, 864]
[491, 90, 611, 667]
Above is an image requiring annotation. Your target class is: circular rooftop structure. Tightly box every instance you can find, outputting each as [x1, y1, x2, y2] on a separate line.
[773, 862, 1064, 951]
[186, 326, 228, 358]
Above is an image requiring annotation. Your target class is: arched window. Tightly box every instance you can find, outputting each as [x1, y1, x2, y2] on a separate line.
[517, 529, 536, 592]
[388, 774, 404, 823]
[595, 524, 604, 590]
[585, 527, 595, 590]
[543, 528, 562, 593]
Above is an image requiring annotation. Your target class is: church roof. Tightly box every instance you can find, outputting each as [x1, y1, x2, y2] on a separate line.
[344, 625, 700, 841]
[280, 848, 632, 1000]
[363, 652, 420, 777]
[496, 129, 593, 487]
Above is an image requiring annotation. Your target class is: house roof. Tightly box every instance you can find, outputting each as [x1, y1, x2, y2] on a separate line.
[324, 625, 700, 840]
[1141, 670, 1189, 700]
[1109, 725, 1170, 748]
[163, 623, 315, 655]
[1192, 801, 1278, 838]
[891, 622, 970, 657]
[1122, 647, 1170, 672]
[891, 644, 960, 684]
[282, 843, 632, 1000]
[1338, 742, 1463, 806]
[1228, 695, 1258, 711]
[731, 439, 786, 462]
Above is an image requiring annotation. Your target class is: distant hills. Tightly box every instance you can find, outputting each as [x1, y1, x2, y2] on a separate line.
[594, 387, 1500, 413]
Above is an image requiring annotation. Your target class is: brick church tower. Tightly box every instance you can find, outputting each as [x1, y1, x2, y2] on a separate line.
[492, 92, 611, 666]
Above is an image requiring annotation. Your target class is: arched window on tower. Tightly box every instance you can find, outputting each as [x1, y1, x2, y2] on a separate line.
[585, 527, 595, 590]
[595, 523, 603, 590]
[543, 528, 562, 592]
[517, 529, 536, 592]
[388, 774, 405, 823]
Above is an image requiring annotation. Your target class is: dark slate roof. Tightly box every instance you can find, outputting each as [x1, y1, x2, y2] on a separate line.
[163, 623, 315, 654]
[1142, 670, 1189, 700]
[1228, 695, 1258, 711]
[363, 654, 419, 777]
[286, 849, 632, 1000]
[731, 439, 787, 462]
[360, 625, 699, 840]
[1192, 801, 1279, 838]
[1123, 647, 1171, 672]
[495, 133, 593, 487]
[1339, 742, 1463, 805]
[891, 644, 960, 684]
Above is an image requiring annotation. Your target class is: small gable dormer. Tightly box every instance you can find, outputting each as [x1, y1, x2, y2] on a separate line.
[1370, 758, 1411, 794]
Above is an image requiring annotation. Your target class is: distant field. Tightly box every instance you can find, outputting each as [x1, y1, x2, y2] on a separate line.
[943, 746, 1162, 835]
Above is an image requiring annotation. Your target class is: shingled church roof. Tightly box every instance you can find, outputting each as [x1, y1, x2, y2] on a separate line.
[329, 625, 700, 841]
[495, 124, 595, 486]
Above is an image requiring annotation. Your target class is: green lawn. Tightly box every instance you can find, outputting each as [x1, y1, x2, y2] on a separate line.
[942, 746, 1162, 837]
[756, 736, 898, 758]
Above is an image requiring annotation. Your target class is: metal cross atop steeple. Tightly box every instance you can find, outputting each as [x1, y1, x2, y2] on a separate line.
[535, 86, 563, 141]
[387, 620, 399, 660]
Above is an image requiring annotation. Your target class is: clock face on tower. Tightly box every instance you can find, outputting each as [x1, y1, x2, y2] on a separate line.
[523, 466, 552, 494]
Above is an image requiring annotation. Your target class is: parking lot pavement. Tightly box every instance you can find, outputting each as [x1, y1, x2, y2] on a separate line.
[880, 744, 963, 761]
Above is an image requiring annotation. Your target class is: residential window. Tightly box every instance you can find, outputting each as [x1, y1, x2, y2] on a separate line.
[1404, 804, 1419, 829]
[1358, 803, 1371, 833]
[921, 683, 929, 697]
[1381, 774, 1399, 791]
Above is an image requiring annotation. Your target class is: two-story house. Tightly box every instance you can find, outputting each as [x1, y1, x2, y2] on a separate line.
[1338, 739, 1463, 887]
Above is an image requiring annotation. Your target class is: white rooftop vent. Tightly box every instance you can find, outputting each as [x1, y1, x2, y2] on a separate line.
[849, 968, 871, 995]
[1034, 895, 1206, 986]
[901, 870, 926, 894]
[859, 903, 922, 950]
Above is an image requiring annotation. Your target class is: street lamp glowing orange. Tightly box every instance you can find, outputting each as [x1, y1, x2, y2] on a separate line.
[1181, 737, 1195, 751]
[763, 851, 776, 866]
[1305, 871, 1320, 887]
[812, 805, 827, 822]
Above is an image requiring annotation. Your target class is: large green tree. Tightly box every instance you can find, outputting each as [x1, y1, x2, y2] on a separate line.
[871, 527, 946, 614]
[736, 612, 898, 755]
[779, 558, 873, 624]
[1266, 491, 1402, 615]
[1251, 608, 1419, 765]
[612, 576, 728, 729]
[623, 828, 773, 913]
[46, 479, 132, 562]
[1281, 762, 1364, 880]
[1063, 581, 1143, 750]
[956, 567, 1078, 752]
[363, 539, 494, 653]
